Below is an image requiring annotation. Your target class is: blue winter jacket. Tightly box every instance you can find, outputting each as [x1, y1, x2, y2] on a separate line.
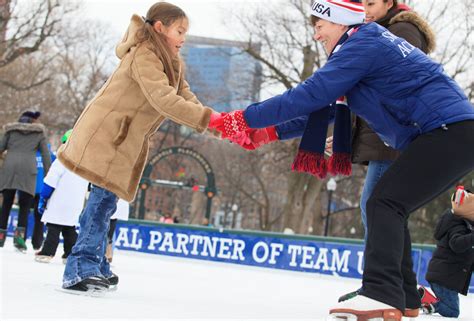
[246, 23, 474, 150]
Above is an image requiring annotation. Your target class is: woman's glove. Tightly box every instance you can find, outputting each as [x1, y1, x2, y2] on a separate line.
[230, 127, 278, 150]
[208, 110, 249, 138]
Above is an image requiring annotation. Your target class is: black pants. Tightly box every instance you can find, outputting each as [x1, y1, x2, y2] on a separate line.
[360, 121, 474, 311]
[31, 194, 45, 249]
[0, 189, 34, 229]
[41, 223, 78, 257]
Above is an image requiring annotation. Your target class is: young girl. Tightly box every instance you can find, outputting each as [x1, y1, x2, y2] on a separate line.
[57, 2, 217, 294]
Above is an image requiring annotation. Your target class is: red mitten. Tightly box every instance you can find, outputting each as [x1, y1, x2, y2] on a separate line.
[249, 126, 278, 146]
[212, 110, 249, 138]
[230, 127, 278, 150]
[209, 112, 224, 128]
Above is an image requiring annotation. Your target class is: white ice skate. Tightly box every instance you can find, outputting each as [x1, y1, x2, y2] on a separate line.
[34, 255, 53, 263]
[328, 294, 402, 321]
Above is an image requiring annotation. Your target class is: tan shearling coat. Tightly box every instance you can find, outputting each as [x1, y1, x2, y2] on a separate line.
[57, 15, 212, 202]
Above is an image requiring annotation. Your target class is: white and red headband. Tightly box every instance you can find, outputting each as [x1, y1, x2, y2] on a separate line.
[311, 0, 365, 26]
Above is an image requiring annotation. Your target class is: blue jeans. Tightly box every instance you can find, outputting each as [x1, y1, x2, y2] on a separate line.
[430, 282, 460, 318]
[63, 185, 118, 287]
[360, 160, 393, 241]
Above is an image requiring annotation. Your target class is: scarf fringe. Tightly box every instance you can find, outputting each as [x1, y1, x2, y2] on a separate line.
[328, 152, 352, 176]
[291, 150, 327, 179]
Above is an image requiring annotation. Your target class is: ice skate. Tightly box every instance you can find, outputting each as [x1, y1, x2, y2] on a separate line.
[59, 276, 110, 297]
[61, 253, 68, 265]
[34, 252, 54, 263]
[13, 227, 27, 253]
[106, 272, 119, 291]
[418, 286, 438, 315]
[338, 289, 419, 318]
[329, 294, 402, 321]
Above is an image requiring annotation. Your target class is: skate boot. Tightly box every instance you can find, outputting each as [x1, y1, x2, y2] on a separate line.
[105, 242, 113, 263]
[34, 250, 54, 263]
[61, 253, 68, 264]
[13, 227, 27, 253]
[107, 272, 119, 291]
[0, 229, 6, 247]
[338, 288, 418, 318]
[61, 276, 110, 296]
[418, 286, 438, 314]
[329, 294, 402, 321]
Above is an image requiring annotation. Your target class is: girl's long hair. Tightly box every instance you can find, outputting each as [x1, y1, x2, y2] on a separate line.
[136, 2, 187, 89]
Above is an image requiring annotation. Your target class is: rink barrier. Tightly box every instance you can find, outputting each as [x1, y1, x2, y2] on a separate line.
[6, 211, 472, 294]
[114, 219, 473, 293]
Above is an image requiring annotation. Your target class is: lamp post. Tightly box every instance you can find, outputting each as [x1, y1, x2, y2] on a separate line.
[324, 178, 337, 236]
[231, 204, 238, 228]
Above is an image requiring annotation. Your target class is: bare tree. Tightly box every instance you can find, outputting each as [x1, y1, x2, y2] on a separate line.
[0, 0, 77, 91]
[226, 0, 332, 234]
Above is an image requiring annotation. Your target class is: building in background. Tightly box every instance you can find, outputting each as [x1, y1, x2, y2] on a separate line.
[181, 35, 262, 112]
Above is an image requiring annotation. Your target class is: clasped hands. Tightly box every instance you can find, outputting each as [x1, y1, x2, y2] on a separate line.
[208, 111, 277, 150]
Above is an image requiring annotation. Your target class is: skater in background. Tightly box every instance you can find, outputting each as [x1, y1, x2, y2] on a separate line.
[421, 190, 474, 317]
[57, 1, 219, 294]
[209, 0, 474, 319]
[0, 110, 51, 252]
[105, 199, 130, 263]
[35, 130, 89, 263]
[32, 140, 56, 250]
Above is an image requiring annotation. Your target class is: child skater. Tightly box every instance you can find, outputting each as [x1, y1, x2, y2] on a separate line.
[420, 189, 474, 317]
[57, 2, 219, 294]
[105, 199, 130, 263]
[34, 130, 89, 263]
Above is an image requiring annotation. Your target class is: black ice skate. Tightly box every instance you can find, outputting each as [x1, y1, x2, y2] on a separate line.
[60, 276, 110, 297]
[107, 272, 119, 291]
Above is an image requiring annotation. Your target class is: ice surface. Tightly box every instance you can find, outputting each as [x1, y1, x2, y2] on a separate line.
[1, 238, 472, 321]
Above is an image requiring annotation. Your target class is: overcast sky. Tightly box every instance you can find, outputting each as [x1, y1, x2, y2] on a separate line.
[81, 0, 275, 42]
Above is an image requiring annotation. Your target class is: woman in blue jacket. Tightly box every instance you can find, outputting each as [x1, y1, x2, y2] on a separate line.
[209, 1, 474, 320]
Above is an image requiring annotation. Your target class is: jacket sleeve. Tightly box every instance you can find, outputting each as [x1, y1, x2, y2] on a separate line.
[448, 226, 474, 253]
[276, 116, 307, 140]
[243, 37, 377, 129]
[180, 80, 202, 105]
[131, 46, 212, 133]
[38, 135, 52, 175]
[43, 160, 64, 189]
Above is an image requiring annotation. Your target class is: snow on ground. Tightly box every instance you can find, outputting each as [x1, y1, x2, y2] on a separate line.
[0, 238, 473, 321]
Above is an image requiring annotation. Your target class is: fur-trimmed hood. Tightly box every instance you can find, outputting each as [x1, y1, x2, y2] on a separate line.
[389, 10, 436, 54]
[3, 122, 47, 134]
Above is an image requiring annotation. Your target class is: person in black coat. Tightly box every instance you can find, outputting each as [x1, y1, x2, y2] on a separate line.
[424, 191, 474, 317]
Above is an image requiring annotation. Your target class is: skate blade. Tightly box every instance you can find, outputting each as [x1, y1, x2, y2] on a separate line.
[327, 314, 384, 321]
[107, 284, 118, 292]
[326, 313, 357, 321]
[35, 256, 53, 263]
[55, 287, 107, 297]
[15, 248, 27, 254]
